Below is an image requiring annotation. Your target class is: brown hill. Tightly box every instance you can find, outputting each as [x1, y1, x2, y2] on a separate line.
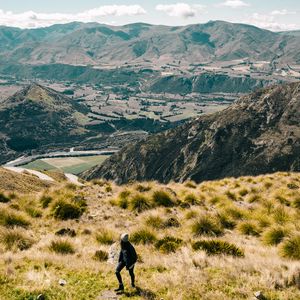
[84, 82, 300, 183]
[0, 83, 89, 164]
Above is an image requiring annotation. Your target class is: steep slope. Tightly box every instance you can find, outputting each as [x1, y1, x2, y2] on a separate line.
[84, 82, 300, 183]
[0, 21, 299, 66]
[0, 167, 53, 193]
[0, 83, 89, 164]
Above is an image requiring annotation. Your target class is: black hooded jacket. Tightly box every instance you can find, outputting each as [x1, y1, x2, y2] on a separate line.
[118, 241, 137, 268]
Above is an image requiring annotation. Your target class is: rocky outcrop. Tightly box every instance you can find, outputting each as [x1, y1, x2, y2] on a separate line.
[84, 82, 300, 183]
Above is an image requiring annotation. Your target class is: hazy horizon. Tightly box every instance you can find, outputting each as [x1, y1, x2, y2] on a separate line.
[0, 0, 299, 31]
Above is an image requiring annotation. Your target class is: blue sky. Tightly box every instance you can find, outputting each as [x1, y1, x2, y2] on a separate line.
[0, 0, 299, 31]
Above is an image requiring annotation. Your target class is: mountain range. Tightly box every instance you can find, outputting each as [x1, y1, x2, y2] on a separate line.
[84, 82, 300, 183]
[0, 21, 300, 67]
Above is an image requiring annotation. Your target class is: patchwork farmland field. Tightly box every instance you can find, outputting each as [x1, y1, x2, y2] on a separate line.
[23, 155, 109, 175]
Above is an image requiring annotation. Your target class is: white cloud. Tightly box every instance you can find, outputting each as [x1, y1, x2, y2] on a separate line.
[219, 0, 250, 8]
[247, 13, 298, 31]
[271, 9, 296, 16]
[0, 5, 147, 28]
[156, 3, 205, 19]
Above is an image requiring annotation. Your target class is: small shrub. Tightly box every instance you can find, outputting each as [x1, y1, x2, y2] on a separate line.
[0, 209, 30, 228]
[93, 250, 109, 261]
[130, 194, 152, 212]
[49, 240, 75, 255]
[152, 190, 174, 207]
[40, 195, 53, 208]
[192, 239, 244, 257]
[155, 236, 183, 254]
[237, 221, 260, 236]
[0, 192, 10, 203]
[192, 216, 223, 237]
[145, 215, 164, 229]
[262, 227, 288, 246]
[52, 200, 83, 220]
[0, 228, 34, 251]
[163, 217, 180, 228]
[131, 229, 156, 245]
[96, 229, 115, 245]
[280, 236, 300, 260]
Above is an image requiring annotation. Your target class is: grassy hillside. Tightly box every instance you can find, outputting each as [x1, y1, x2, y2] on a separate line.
[1, 172, 300, 299]
[0, 168, 53, 193]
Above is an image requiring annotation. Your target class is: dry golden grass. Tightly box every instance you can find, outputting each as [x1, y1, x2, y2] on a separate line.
[0, 168, 54, 193]
[0, 172, 300, 299]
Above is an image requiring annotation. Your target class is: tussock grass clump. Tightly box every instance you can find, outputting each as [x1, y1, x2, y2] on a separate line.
[248, 194, 261, 203]
[192, 239, 244, 257]
[225, 190, 237, 201]
[135, 184, 152, 193]
[116, 196, 129, 209]
[163, 217, 180, 228]
[185, 181, 197, 189]
[262, 227, 289, 246]
[183, 193, 200, 206]
[152, 190, 175, 207]
[223, 206, 246, 220]
[287, 183, 299, 190]
[273, 206, 290, 225]
[280, 235, 300, 260]
[40, 195, 53, 208]
[192, 216, 224, 237]
[185, 210, 199, 220]
[155, 236, 183, 254]
[293, 197, 300, 209]
[0, 209, 30, 228]
[216, 213, 236, 230]
[131, 229, 157, 245]
[238, 188, 249, 197]
[0, 228, 34, 251]
[49, 239, 75, 255]
[96, 229, 115, 245]
[93, 250, 108, 261]
[51, 200, 84, 220]
[237, 221, 260, 236]
[145, 215, 164, 229]
[130, 194, 152, 212]
[0, 192, 10, 203]
[25, 207, 42, 218]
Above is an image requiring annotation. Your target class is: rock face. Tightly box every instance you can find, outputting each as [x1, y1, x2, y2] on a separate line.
[84, 82, 300, 183]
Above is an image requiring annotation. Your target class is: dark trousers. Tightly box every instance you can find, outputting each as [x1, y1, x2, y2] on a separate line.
[115, 261, 135, 285]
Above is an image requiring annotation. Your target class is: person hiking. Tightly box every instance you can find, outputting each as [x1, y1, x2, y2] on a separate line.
[115, 233, 137, 292]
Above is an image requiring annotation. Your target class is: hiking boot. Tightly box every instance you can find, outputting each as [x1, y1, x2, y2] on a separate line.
[114, 284, 124, 292]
